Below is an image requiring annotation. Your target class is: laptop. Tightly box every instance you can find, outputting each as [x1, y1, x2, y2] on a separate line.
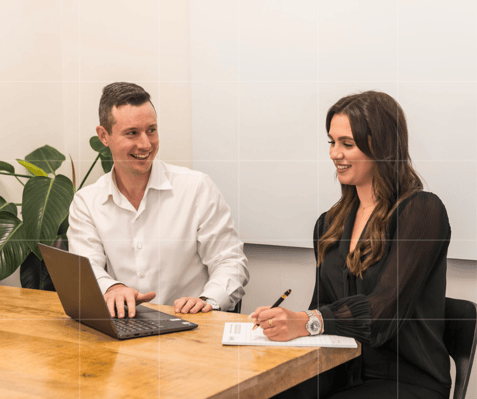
[39, 244, 198, 340]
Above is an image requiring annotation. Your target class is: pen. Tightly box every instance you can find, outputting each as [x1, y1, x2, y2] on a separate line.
[252, 289, 292, 331]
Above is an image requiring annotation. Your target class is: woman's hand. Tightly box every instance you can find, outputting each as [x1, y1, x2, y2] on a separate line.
[249, 306, 309, 341]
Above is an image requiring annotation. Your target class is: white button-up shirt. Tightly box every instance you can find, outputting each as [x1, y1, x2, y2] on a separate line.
[67, 161, 249, 311]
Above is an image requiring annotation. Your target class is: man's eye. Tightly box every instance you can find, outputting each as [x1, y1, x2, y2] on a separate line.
[127, 131, 137, 136]
[328, 141, 335, 145]
[147, 128, 157, 134]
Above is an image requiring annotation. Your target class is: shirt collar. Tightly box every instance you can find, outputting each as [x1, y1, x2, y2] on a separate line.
[101, 161, 173, 205]
[147, 161, 173, 192]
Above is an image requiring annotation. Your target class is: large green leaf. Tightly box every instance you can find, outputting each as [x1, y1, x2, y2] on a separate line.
[20, 252, 55, 291]
[22, 175, 75, 259]
[0, 196, 17, 216]
[99, 153, 114, 173]
[90, 136, 111, 155]
[0, 161, 15, 174]
[0, 211, 30, 280]
[25, 145, 66, 175]
[90, 136, 113, 173]
[57, 215, 69, 238]
[17, 159, 48, 177]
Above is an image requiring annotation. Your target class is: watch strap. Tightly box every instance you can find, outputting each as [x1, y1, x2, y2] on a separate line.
[305, 310, 322, 335]
[200, 296, 221, 311]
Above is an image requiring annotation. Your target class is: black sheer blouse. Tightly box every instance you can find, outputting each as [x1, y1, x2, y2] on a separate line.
[309, 191, 452, 394]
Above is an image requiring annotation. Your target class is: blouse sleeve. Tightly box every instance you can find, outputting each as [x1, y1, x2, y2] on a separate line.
[316, 192, 451, 348]
[309, 212, 334, 310]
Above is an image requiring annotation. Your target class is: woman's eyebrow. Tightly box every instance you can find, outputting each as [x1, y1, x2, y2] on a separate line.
[327, 133, 355, 142]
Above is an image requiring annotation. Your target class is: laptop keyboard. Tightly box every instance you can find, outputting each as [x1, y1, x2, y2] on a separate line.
[112, 318, 162, 333]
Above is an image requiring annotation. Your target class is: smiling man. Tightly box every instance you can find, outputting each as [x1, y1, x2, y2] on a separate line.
[67, 82, 249, 318]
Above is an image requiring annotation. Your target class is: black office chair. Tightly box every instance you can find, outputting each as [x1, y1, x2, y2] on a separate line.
[227, 299, 242, 314]
[444, 297, 477, 399]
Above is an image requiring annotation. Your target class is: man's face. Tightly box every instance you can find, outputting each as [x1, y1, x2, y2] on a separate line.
[98, 102, 158, 179]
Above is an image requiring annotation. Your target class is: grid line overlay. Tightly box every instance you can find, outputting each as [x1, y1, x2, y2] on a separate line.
[1, 2, 476, 398]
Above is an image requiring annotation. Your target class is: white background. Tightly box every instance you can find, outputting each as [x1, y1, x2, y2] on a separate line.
[0, 1, 476, 396]
[190, 0, 477, 259]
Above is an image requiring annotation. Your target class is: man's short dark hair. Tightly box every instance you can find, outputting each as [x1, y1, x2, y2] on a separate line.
[99, 82, 152, 134]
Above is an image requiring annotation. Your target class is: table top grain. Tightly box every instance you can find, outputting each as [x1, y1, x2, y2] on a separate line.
[0, 285, 360, 399]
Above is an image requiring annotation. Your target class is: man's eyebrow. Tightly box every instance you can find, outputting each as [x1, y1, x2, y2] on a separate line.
[122, 123, 157, 132]
[121, 127, 138, 133]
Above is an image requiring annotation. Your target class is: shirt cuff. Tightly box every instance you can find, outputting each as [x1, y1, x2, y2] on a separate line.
[98, 278, 124, 296]
[319, 305, 336, 335]
[200, 288, 233, 312]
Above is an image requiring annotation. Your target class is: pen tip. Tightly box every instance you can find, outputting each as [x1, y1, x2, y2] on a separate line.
[252, 324, 259, 331]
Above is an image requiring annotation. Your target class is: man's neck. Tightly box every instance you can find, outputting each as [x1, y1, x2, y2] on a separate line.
[114, 169, 151, 210]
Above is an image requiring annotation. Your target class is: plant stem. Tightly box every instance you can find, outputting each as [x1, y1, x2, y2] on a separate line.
[0, 171, 32, 179]
[79, 154, 100, 190]
[15, 176, 25, 186]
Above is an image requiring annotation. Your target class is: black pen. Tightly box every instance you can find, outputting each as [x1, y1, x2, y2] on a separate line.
[252, 289, 292, 331]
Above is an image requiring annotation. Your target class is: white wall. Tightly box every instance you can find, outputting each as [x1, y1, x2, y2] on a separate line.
[190, 0, 477, 260]
[0, 0, 192, 286]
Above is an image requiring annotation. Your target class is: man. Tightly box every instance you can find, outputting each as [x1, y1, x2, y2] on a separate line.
[67, 82, 249, 318]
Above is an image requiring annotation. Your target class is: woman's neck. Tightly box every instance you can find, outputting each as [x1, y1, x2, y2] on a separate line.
[356, 183, 376, 210]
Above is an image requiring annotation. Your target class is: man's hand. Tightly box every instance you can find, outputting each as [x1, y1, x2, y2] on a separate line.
[104, 284, 156, 318]
[249, 306, 309, 341]
[174, 297, 213, 314]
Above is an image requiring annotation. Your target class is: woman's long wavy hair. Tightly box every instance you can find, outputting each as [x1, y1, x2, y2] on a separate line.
[318, 91, 423, 277]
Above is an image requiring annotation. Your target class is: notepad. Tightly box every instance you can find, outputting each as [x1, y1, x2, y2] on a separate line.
[222, 322, 357, 348]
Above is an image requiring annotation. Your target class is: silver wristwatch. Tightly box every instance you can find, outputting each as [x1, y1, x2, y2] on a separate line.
[200, 297, 221, 311]
[305, 310, 322, 336]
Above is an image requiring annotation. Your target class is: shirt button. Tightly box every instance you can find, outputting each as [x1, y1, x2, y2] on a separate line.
[140, 272, 145, 278]
[137, 244, 142, 249]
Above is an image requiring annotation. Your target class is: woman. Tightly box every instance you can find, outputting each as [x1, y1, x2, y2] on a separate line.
[251, 91, 452, 399]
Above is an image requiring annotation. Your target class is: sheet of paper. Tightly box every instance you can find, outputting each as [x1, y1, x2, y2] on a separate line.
[222, 322, 357, 348]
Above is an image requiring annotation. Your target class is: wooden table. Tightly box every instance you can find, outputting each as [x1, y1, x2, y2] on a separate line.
[0, 285, 360, 398]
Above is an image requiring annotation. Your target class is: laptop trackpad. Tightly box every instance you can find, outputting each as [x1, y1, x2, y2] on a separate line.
[126, 304, 176, 320]
[135, 304, 158, 313]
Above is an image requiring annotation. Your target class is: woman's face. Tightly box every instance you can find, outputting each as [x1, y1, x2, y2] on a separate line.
[328, 113, 374, 189]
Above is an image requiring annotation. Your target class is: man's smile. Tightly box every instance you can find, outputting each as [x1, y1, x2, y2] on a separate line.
[130, 152, 152, 160]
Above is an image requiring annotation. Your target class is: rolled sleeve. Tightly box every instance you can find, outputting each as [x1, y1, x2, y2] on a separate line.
[67, 192, 122, 295]
[196, 175, 249, 311]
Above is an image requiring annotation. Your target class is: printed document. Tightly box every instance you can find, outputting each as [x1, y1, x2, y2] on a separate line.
[222, 322, 357, 348]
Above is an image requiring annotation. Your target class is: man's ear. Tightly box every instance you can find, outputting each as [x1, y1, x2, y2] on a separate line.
[96, 126, 109, 147]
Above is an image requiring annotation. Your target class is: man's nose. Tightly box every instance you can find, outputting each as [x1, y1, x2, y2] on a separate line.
[137, 132, 151, 149]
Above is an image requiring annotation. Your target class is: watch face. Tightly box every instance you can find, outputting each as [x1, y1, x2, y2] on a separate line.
[206, 299, 220, 310]
[310, 320, 321, 332]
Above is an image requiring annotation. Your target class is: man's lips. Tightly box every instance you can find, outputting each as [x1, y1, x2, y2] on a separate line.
[130, 152, 151, 160]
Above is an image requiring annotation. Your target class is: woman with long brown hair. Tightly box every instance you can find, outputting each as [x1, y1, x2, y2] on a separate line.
[251, 91, 452, 398]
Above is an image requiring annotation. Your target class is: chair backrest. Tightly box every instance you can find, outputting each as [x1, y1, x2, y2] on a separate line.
[444, 297, 477, 399]
[227, 299, 242, 314]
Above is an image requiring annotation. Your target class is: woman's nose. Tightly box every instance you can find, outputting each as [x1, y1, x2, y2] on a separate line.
[330, 146, 343, 160]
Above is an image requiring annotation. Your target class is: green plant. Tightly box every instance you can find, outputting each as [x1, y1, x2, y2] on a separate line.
[0, 137, 113, 289]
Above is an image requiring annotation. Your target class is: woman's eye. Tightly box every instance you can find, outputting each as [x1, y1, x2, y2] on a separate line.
[343, 143, 353, 148]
